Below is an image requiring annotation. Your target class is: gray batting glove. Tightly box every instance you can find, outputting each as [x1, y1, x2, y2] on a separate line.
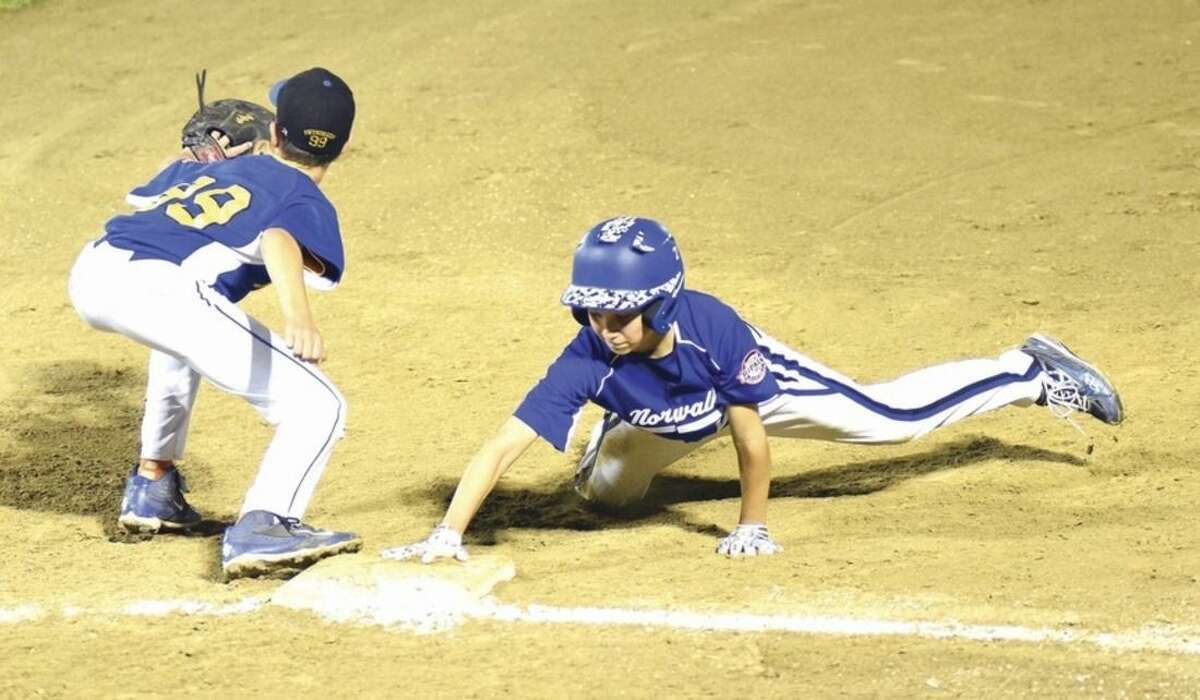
[381, 524, 469, 564]
[716, 523, 782, 557]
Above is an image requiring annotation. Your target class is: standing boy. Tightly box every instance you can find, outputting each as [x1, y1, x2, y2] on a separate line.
[69, 68, 361, 579]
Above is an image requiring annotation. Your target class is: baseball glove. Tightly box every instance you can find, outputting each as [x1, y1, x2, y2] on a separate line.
[181, 69, 274, 162]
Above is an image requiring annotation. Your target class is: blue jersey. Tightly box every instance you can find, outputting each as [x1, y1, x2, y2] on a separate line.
[102, 155, 344, 302]
[515, 290, 782, 451]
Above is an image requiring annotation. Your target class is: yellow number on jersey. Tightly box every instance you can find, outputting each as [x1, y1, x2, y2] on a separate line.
[165, 185, 251, 229]
[148, 175, 253, 230]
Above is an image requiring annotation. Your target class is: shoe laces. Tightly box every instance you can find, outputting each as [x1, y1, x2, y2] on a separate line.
[280, 516, 322, 535]
[1042, 368, 1088, 438]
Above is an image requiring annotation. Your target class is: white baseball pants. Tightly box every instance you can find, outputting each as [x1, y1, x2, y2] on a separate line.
[68, 240, 346, 519]
[577, 330, 1044, 508]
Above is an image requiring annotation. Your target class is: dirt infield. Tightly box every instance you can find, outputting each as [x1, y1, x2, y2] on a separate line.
[2, 0, 1199, 696]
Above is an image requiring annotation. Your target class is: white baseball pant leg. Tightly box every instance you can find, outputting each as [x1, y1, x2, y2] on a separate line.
[68, 240, 346, 519]
[140, 350, 201, 462]
[577, 331, 1044, 508]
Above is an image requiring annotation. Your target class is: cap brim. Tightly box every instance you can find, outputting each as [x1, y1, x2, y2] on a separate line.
[268, 79, 288, 106]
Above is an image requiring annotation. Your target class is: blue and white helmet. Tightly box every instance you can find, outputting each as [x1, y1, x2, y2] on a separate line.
[560, 216, 684, 335]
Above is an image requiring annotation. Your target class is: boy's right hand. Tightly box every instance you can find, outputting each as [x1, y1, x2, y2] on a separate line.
[381, 525, 469, 564]
[283, 315, 325, 363]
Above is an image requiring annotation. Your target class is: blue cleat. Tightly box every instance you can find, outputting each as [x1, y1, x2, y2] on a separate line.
[1022, 333, 1124, 425]
[118, 466, 203, 533]
[221, 510, 362, 580]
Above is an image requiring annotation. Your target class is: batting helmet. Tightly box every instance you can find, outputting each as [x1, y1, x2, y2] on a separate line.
[560, 216, 685, 335]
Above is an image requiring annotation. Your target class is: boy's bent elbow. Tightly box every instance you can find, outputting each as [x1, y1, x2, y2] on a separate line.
[479, 417, 538, 472]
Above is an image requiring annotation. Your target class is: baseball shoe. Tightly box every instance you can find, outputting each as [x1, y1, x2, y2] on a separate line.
[118, 465, 202, 533]
[1022, 333, 1124, 425]
[221, 510, 362, 580]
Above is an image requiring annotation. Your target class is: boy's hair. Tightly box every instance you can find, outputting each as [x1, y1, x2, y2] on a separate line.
[278, 138, 338, 168]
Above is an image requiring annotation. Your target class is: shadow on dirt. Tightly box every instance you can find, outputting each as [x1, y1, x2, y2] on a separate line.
[652, 435, 1085, 504]
[419, 435, 1084, 542]
[0, 361, 225, 541]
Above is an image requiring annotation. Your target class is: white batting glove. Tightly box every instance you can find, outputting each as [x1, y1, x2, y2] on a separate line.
[381, 524, 469, 564]
[716, 523, 782, 557]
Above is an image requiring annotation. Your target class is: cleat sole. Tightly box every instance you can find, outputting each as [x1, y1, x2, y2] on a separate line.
[223, 537, 363, 580]
[118, 512, 201, 534]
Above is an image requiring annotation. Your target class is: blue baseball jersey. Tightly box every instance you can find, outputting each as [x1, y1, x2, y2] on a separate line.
[515, 290, 781, 451]
[101, 155, 343, 302]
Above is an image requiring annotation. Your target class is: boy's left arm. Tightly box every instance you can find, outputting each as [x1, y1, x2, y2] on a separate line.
[717, 404, 783, 557]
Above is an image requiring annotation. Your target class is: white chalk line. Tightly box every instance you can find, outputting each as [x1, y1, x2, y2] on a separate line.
[483, 604, 1200, 656]
[4, 597, 1199, 656]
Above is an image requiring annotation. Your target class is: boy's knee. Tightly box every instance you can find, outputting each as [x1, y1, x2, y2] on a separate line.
[575, 461, 644, 510]
[283, 379, 347, 437]
[317, 385, 348, 437]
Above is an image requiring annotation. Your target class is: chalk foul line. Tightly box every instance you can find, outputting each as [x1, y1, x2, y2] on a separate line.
[3, 596, 1199, 656]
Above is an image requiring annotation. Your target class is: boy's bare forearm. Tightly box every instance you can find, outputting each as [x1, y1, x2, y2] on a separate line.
[728, 404, 772, 524]
[261, 229, 311, 320]
[442, 417, 537, 533]
[737, 453, 771, 523]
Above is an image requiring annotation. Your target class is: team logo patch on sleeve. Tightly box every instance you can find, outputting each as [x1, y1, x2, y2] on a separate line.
[737, 349, 769, 385]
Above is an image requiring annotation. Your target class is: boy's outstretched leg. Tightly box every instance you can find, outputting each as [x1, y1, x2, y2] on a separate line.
[754, 335, 1045, 444]
[752, 331, 1122, 444]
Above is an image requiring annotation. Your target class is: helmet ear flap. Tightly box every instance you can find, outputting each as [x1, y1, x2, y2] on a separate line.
[641, 300, 663, 332]
[642, 297, 679, 335]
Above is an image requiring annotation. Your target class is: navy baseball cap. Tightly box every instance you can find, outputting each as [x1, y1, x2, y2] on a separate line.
[268, 67, 355, 158]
